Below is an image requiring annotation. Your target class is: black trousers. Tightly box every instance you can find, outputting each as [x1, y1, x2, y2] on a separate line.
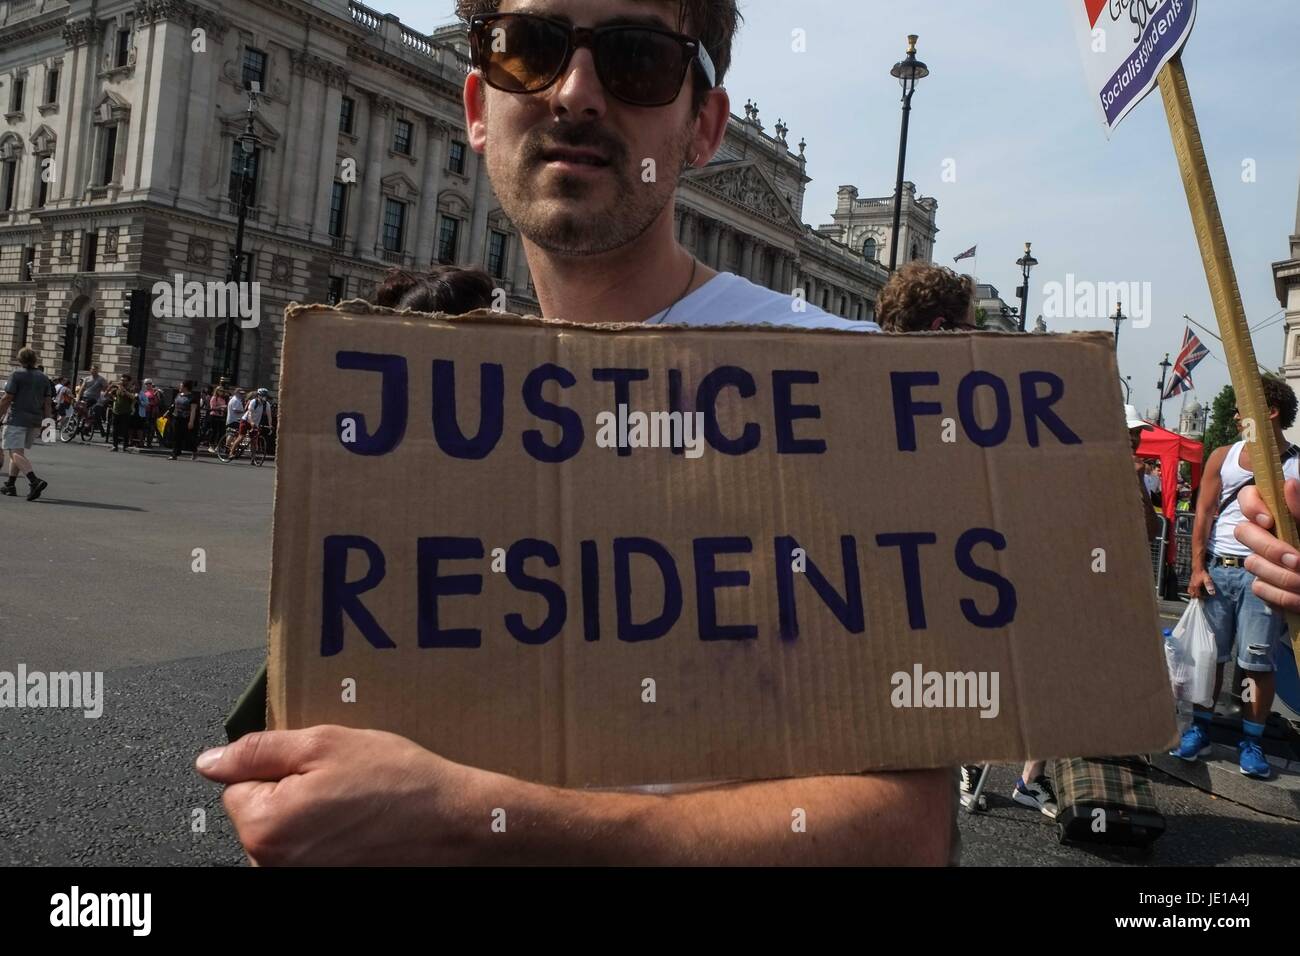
[112, 411, 133, 447]
[170, 422, 193, 457]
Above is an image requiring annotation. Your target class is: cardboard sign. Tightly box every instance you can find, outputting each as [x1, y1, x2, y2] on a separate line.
[1069, 0, 1197, 133]
[267, 306, 1176, 788]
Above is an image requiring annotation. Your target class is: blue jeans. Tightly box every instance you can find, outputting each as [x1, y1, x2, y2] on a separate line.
[1203, 563, 1285, 673]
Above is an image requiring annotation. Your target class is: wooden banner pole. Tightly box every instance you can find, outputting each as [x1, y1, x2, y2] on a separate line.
[1157, 53, 1300, 651]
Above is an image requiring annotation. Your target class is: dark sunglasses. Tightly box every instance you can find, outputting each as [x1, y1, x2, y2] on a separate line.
[468, 12, 717, 108]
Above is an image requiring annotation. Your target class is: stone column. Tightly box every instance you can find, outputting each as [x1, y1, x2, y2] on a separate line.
[176, 28, 217, 207]
[466, 148, 491, 268]
[311, 76, 345, 240]
[277, 52, 309, 227]
[780, 256, 793, 294]
[414, 118, 449, 265]
[708, 222, 722, 270]
[352, 92, 392, 259]
[290, 76, 326, 228]
[739, 237, 753, 281]
[511, 231, 531, 295]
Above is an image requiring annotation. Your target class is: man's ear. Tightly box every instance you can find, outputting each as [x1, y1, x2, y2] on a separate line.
[691, 86, 731, 167]
[464, 72, 488, 153]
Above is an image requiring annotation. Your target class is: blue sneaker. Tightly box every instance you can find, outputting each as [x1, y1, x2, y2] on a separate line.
[1170, 723, 1211, 761]
[1238, 739, 1272, 779]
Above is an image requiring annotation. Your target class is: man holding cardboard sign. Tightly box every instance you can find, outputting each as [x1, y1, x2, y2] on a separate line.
[196, 0, 1175, 866]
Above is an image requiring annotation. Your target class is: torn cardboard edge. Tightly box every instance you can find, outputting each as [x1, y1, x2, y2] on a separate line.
[285, 299, 1115, 344]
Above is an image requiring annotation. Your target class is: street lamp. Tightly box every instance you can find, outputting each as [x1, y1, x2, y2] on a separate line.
[887, 35, 928, 273]
[222, 85, 261, 386]
[1155, 352, 1173, 428]
[1111, 302, 1126, 353]
[1015, 241, 1038, 333]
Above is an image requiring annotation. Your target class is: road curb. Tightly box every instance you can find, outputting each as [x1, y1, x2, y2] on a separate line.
[1151, 749, 1300, 822]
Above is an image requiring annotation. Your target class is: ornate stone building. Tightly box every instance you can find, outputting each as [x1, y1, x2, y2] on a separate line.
[0, 0, 936, 390]
[816, 180, 938, 271]
[1275, 179, 1300, 447]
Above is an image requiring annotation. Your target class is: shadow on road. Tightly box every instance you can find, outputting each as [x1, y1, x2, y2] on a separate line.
[35, 499, 147, 512]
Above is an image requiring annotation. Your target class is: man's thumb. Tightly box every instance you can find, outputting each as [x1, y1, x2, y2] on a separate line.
[196, 730, 315, 784]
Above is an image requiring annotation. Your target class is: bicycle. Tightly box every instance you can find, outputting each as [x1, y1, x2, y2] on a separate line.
[58, 401, 97, 443]
[218, 424, 268, 466]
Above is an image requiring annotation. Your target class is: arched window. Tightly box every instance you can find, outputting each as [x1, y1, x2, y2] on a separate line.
[910, 242, 920, 261]
[863, 237, 877, 262]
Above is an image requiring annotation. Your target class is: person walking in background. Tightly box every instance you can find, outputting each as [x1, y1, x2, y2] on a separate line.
[139, 378, 161, 449]
[207, 386, 228, 447]
[109, 374, 136, 451]
[168, 380, 199, 462]
[0, 347, 53, 500]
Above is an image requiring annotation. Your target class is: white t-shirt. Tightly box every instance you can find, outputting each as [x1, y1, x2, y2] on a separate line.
[226, 394, 245, 426]
[628, 272, 876, 801]
[242, 397, 268, 427]
[643, 272, 881, 333]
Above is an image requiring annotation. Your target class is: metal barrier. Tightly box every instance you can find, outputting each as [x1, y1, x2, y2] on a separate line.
[1171, 512, 1195, 597]
[1148, 511, 1195, 596]
[1149, 513, 1168, 592]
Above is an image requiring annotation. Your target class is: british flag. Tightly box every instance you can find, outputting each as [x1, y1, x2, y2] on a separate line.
[1161, 326, 1209, 400]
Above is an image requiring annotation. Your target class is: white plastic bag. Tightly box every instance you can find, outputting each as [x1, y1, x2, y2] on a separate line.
[1165, 598, 1217, 708]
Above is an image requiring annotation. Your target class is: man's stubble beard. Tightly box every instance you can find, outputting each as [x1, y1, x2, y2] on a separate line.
[485, 118, 696, 257]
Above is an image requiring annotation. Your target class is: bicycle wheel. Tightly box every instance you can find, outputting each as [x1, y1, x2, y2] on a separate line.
[79, 418, 93, 442]
[216, 432, 236, 463]
[59, 416, 79, 443]
[250, 435, 265, 466]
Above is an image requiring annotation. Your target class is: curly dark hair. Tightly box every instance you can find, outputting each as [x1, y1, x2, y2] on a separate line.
[874, 261, 976, 332]
[455, 1, 741, 112]
[1262, 374, 1298, 430]
[372, 266, 496, 315]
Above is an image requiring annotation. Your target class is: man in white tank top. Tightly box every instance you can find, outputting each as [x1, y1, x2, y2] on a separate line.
[1181, 376, 1300, 779]
[194, 0, 956, 867]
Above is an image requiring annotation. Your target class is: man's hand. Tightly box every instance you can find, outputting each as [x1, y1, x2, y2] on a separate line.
[198, 726, 954, 866]
[1234, 480, 1300, 612]
[195, 726, 490, 866]
[1187, 567, 1216, 599]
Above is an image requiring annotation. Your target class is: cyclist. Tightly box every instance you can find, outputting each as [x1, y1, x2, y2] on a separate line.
[235, 388, 271, 460]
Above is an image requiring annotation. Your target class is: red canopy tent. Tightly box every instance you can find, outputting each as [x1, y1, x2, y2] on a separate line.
[1135, 423, 1204, 537]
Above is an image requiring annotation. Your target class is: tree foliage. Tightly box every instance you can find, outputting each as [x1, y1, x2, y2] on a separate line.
[1202, 384, 1237, 457]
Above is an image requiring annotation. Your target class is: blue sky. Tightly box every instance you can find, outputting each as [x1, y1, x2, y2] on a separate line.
[379, 0, 1300, 420]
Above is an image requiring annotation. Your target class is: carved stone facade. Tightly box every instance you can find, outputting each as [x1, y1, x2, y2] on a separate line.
[0, 0, 932, 391]
[818, 182, 939, 269]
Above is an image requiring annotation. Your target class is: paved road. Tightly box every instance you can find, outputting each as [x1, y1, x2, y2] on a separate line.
[2, 441, 1297, 865]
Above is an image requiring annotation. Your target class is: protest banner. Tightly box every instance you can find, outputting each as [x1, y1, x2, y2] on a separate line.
[266, 306, 1175, 788]
[1069, 0, 1300, 654]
